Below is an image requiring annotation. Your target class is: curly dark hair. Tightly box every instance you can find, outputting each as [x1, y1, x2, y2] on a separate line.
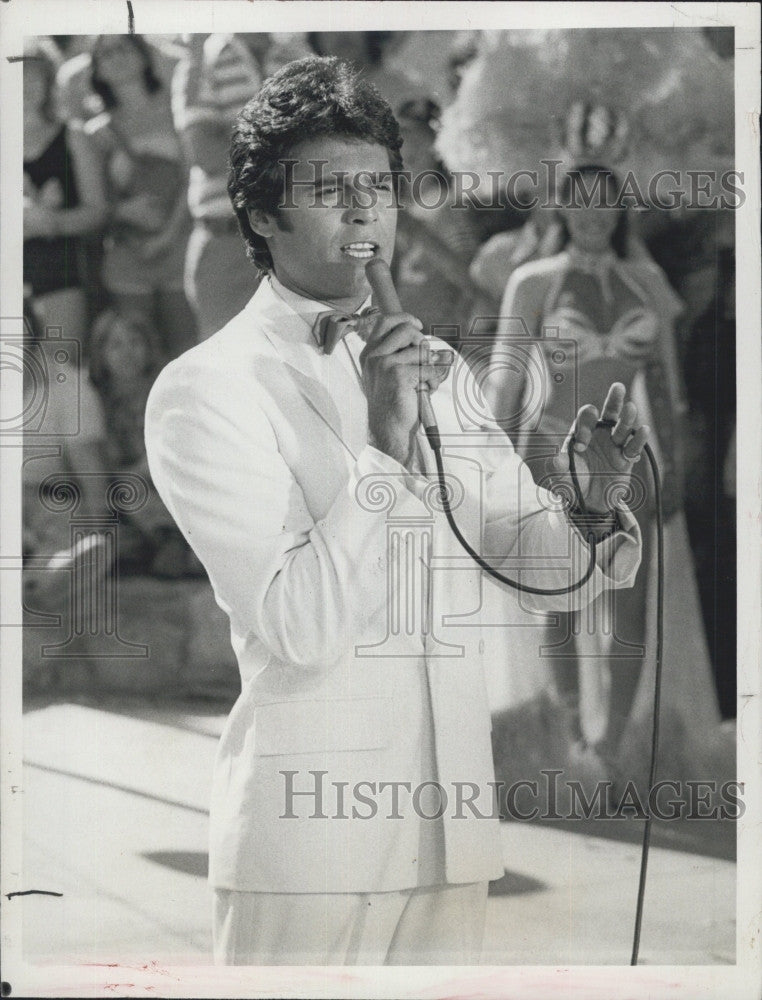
[228, 56, 404, 273]
[90, 35, 162, 110]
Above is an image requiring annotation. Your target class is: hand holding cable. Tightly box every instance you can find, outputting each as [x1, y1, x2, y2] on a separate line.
[553, 383, 650, 511]
[365, 259, 650, 593]
[550, 383, 650, 544]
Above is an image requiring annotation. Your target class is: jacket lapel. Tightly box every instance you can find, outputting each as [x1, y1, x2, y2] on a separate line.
[253, 281, 365, 462]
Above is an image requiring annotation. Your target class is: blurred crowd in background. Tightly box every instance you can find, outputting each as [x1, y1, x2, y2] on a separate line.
[21, 29, 737, 742]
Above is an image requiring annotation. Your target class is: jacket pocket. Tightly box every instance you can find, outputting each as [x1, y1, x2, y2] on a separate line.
[254, 697, 390, 756]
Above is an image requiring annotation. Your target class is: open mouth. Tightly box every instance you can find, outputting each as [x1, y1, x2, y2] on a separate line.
[340, 242, 379, 260]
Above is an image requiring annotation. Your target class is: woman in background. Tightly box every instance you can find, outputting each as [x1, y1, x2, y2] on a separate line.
[87, 309, 202, 578]
[392, 97, 482, 345]
[24, 39, 107, 346]
[81, 35, 196, 366]
[23, 40, 109, 574]
[486, 164, 718, 785]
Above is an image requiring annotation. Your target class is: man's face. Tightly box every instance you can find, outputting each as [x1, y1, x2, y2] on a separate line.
[251, 136, 397, 310]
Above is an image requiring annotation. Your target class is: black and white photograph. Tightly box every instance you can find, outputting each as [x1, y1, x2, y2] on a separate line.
[1, 2, 759, 998]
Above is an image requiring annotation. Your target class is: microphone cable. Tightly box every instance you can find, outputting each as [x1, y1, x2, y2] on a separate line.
[365, 253, 663, 963]
[420, 408, 663, 966]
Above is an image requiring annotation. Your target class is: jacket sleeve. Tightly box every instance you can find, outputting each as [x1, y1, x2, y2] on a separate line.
[457, 260, 643, 613]
[423, 336, 643, 616]
[479, 432, 642, 614]
[145, 361, 429, 669]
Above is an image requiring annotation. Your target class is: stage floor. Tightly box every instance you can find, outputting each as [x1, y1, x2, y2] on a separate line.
[10, 698, 735, 970]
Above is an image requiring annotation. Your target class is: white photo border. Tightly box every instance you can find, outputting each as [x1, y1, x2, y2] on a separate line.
[1, 2, 759, 998]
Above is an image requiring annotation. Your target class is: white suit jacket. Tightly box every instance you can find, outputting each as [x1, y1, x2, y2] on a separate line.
[145, 275, 642, 894]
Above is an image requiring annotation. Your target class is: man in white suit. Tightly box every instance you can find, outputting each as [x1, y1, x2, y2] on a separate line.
[145, 56, 649, 965]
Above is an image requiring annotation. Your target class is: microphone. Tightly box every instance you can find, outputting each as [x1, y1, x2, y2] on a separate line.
[365, 257, 439, 439]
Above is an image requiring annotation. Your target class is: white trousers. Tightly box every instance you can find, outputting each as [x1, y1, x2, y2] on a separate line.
[213, 882, 488, 965]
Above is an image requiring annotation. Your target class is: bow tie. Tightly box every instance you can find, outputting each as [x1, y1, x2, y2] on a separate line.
[312, 306, 379, 354]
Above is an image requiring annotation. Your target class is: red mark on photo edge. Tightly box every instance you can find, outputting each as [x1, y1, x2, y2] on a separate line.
[102, 982, 159, 993]
[82, 962, 176, 982]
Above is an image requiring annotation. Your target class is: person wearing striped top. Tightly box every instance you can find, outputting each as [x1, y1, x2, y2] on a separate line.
[172, 34, 268, 339]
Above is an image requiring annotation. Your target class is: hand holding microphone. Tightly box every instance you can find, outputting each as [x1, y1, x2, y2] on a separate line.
[361, 258, 452, 466]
